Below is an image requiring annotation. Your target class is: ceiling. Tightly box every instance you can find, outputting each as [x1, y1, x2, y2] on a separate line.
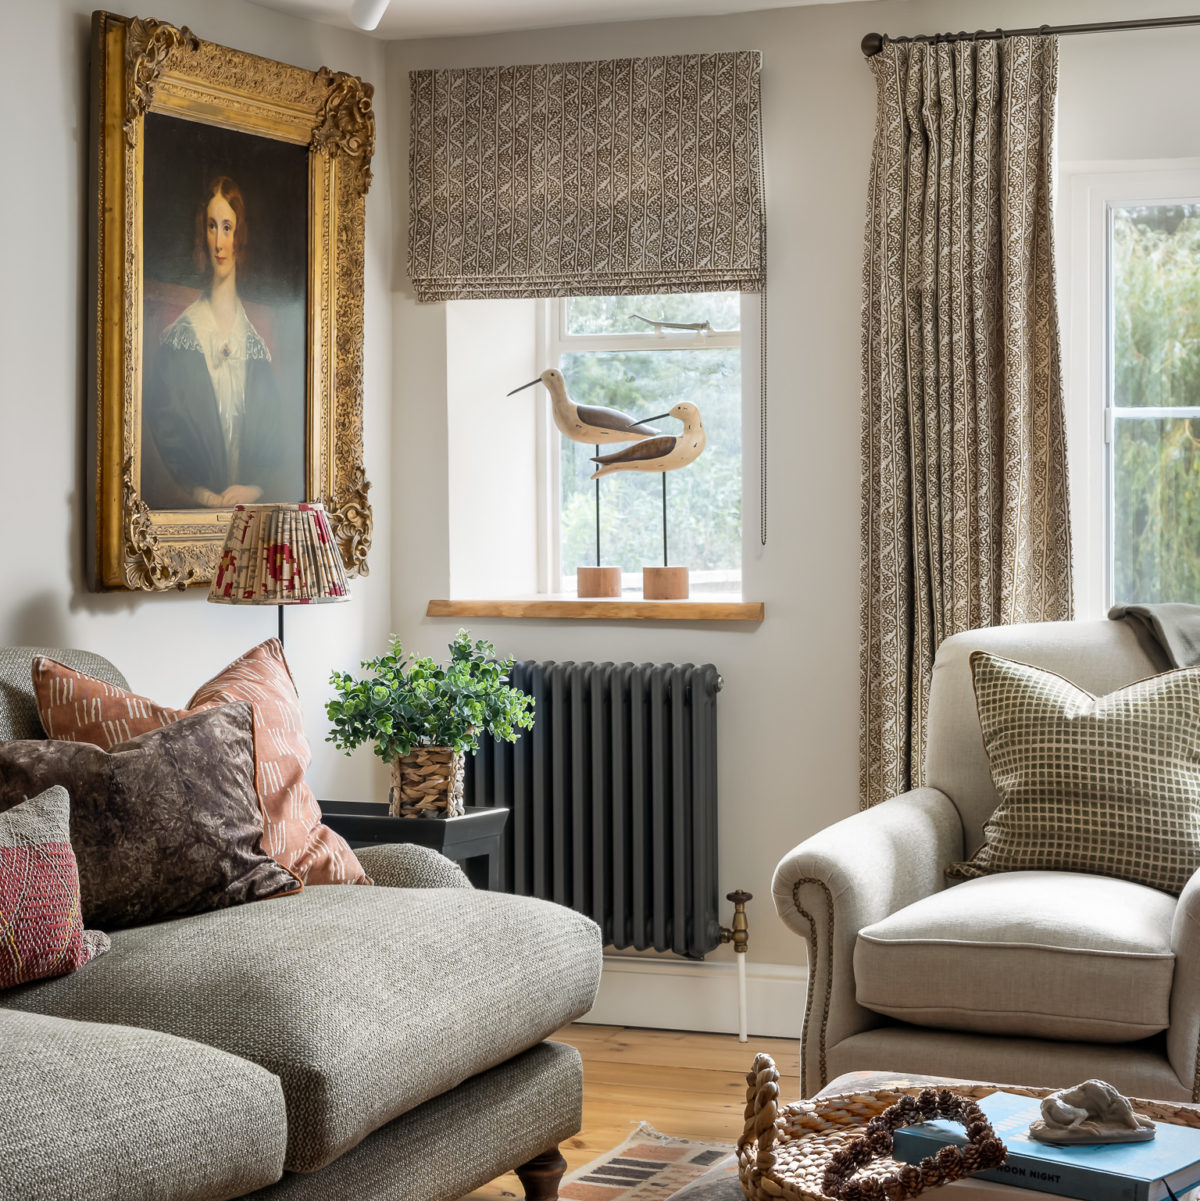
[245, 0, 879, 41]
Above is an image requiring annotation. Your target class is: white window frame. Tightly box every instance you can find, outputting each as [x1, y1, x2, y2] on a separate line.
[1061, 159, 1200, 616]
[535, 296, 744, 595]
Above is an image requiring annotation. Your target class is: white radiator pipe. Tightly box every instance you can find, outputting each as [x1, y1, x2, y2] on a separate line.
[721, 889, 752, 1042]
[737, 951, 748, 1042]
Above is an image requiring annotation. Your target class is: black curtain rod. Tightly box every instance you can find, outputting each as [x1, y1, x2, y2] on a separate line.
[862, 13, 1200, 57]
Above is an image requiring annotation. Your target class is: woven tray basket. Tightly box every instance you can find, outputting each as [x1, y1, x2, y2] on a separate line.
[738, 1054, 1200, 1201]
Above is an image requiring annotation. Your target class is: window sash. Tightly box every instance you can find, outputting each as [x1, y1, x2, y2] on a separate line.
[540, 296, 743, 594]
[1112, 408, 1200, 420]
[1060, 160, 1200, 615]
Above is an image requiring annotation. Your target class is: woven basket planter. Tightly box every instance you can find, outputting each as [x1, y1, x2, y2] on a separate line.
[738, 1054, 1200, 1201]
[388, 747, 465, 818]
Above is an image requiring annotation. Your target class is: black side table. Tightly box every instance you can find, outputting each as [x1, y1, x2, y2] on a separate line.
[320, 802, 509, 891]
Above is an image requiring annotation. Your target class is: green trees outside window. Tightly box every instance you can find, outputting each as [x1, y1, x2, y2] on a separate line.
[1111, 204, 1200, 603]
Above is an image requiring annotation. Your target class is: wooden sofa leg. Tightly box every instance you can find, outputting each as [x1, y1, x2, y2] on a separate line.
[514, 1146, 568, 1200]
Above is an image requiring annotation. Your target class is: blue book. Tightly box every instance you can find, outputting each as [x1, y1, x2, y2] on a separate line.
[891, 1090, 1200, 1201]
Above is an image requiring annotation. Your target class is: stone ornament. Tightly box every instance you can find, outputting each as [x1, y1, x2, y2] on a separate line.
[1028, 1079, 1156, 1145]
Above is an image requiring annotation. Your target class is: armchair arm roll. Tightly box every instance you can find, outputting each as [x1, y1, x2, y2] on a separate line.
[1167, 867, 1200, 1101]
[772, 787, 964, 1096]
[356, 843, 474, 890]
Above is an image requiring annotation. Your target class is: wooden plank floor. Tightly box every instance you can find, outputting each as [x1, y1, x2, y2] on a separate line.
[463, 1024, 801, 1199]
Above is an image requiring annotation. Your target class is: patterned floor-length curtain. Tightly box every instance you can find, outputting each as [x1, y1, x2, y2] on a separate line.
[859, 35, 1074, 809]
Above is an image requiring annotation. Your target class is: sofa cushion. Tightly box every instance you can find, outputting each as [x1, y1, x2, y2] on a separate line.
[855, 872, 1176, 1042]
[0, 704, 301, 928]
[244, 1041, 583, 1201]
[949, 652, 1200, 895]
[32, 642, 369, 886]
[3, 884, 603, 1173]
[0, 1008, 286, 1201]
[0, 787, 109, 989]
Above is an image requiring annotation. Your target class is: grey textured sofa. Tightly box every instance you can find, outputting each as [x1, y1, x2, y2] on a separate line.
[0, 647, 603, 1201]
[773, 619, 1200, 1103]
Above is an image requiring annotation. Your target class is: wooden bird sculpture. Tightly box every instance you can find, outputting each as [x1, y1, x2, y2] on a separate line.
[589, 402, 706, 480]
[506, 368, 662, 445]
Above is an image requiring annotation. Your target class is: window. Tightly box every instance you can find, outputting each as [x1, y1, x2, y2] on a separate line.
[541, 293, 743, 596]
[1063, 163, 1200, 613]
[1109, 204, 1200, 604]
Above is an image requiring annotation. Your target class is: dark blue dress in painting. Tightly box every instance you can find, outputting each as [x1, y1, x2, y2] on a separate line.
[143, 298, 300, 509]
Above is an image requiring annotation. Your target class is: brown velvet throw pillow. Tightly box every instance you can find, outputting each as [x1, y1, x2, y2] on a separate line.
[33, 643, 370, 886]
[0, 703, 301, 928]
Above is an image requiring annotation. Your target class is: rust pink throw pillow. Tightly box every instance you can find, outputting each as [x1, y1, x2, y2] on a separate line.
[32, 640, 370, 886]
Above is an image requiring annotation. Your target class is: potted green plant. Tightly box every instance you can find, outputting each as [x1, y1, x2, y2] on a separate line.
[326, 630, 534, 818]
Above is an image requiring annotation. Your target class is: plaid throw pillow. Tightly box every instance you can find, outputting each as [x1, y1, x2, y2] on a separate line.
[949, 652, 1200, 896]
[0, 787, 109, 989]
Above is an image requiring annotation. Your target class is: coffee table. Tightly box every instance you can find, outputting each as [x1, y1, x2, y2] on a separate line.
[665, 1073, 978, 1200]
[671, 1070, 1200, 1200]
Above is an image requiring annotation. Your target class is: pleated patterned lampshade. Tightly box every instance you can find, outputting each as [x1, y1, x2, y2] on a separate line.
[209, 504, 350, 606]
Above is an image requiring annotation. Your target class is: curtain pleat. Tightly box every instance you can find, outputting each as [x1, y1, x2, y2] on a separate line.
[859, 36, 1074, 809]
[408, 53, 764, 301]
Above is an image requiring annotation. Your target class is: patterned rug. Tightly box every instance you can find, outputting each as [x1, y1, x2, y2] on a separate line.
[558, 1124, 738, 1200]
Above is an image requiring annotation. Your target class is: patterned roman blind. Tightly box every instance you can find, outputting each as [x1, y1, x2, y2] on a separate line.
[408, 52, 765, 302]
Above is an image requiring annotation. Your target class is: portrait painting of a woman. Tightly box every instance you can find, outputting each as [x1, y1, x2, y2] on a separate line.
[140, 116, 308, 512]
[144, 176, 288, 508]
[88, 11, 375, 592]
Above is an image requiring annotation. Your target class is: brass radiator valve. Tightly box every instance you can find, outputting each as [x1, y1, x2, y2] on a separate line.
[720, 889, 752, 954]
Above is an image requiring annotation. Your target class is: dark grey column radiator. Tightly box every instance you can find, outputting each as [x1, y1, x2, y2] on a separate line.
[464, 660, 722, 959]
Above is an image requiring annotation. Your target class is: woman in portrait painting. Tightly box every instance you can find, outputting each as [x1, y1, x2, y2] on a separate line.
[144, 176, 293, 508]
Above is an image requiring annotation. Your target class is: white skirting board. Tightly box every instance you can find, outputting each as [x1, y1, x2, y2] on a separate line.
[576, 954, 807, 1039]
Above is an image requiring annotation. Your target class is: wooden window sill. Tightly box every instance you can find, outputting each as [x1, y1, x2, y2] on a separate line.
[426, 598, 764, 622]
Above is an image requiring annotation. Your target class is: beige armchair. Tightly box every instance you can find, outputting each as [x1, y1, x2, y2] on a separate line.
[773, 619, 1200, 1102]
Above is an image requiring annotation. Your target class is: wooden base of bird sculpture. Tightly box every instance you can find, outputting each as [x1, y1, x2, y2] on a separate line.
[576, 566, 622, 598]
[643, 566, 689, 600]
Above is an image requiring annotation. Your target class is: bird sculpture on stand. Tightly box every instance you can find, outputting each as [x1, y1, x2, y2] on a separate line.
[588, 402, 706, 479]
[506, 368, 663, 444]
[507, 367, 665, 599]
[588, 402, 707, 602]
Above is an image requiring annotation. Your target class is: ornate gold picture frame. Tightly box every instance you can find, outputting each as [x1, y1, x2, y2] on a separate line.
[88, 11, 374, 591]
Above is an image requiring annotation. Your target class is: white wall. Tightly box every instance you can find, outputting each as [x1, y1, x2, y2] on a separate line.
[1, 1, 392, 802]
[385, 0, 1200, 1034]
[446, 299, 540, 596]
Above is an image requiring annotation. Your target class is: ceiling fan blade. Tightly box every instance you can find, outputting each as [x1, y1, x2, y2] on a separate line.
[348, 0, 390, 31]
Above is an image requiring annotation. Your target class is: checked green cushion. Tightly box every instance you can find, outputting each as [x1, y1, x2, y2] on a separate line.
[949, 651, 1200, 896]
